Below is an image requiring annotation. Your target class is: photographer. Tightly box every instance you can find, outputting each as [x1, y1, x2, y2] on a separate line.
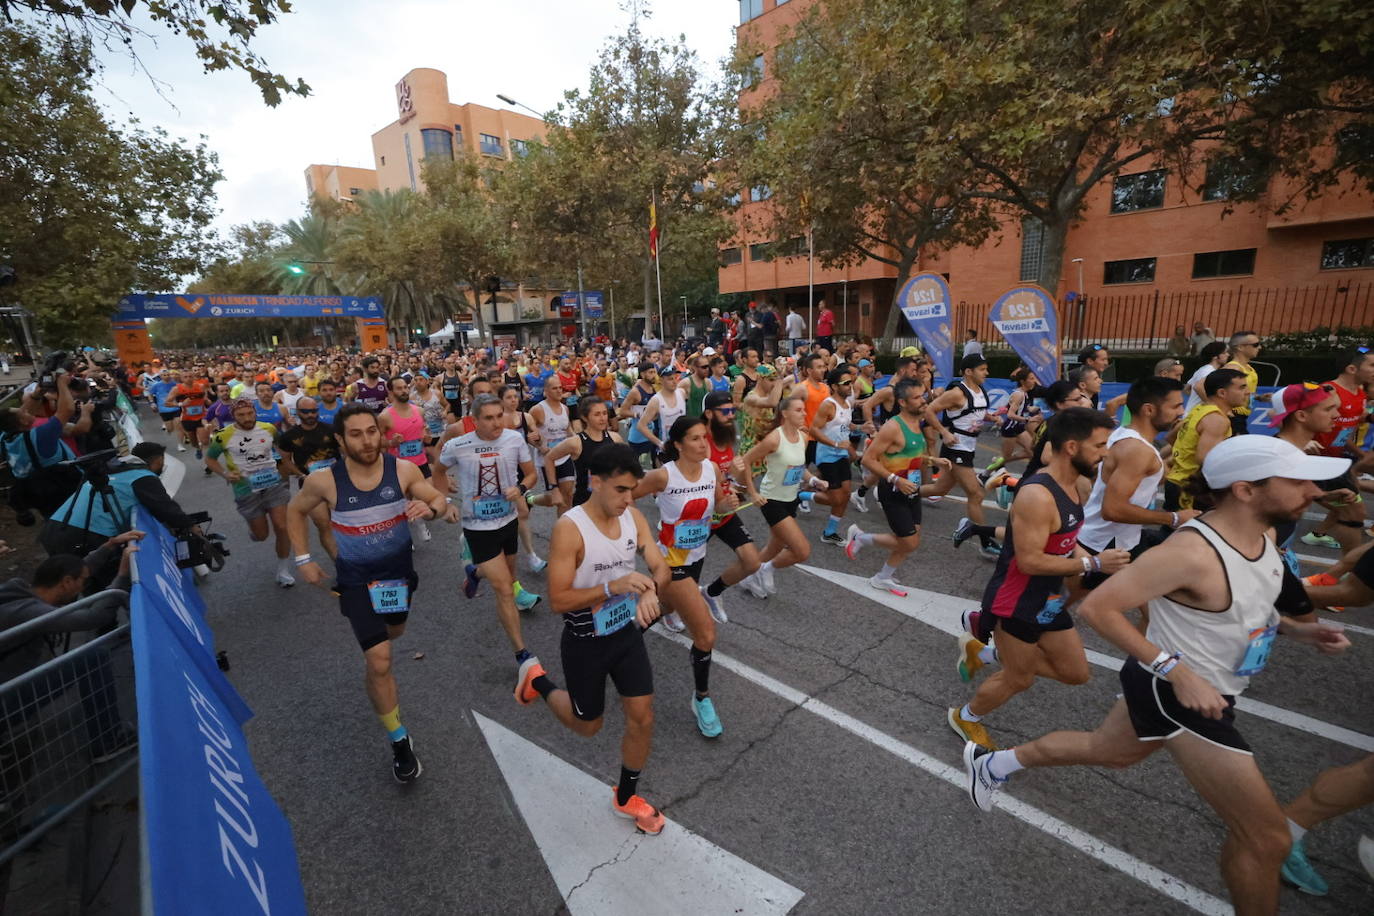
[40, 442, 200, 587]
[1, 371, 80, 517]
[0, 535, 142, 765]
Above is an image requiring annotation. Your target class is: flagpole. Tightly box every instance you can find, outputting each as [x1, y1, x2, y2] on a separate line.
[807, 224, 815, 348]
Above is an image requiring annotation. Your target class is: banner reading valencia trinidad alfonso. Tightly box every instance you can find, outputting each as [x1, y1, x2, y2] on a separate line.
[989, 285, 1060, 387]
[895, 272, 955, 380]
[117, 293, 384, 320]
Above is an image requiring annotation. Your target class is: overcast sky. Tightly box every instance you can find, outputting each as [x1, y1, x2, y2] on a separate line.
[89, 0, 738, 238]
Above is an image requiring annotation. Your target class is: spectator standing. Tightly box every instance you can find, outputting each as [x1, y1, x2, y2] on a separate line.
[1166, 325, 1193, 357]
[707, 309, 726, 348]
[760, 303, 780, 357]
[784, 305, 807, 355]
[1190, 321, 1216, 353]
[815, 300, 836, 352]
[963, 329, 984, 358]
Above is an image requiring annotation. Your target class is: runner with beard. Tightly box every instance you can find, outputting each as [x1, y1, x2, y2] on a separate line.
[348, 356, 389, 411]
[963, 436, 1352, 915]
[315, 378, 344, 427]
[277, 396, 340, 561]
[948, 409, 1130, 750]
[289, 404, 457, 783]
[205, 398, 297, 587]
[694, 391, 762, 625]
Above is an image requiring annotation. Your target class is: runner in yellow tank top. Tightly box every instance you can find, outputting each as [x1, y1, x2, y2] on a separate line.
[1165, 368, 1249, 509]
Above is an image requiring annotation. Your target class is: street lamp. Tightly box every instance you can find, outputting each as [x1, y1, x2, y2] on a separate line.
[496, 93, 544, 118]
[680, 295, 688, 338]
[1070, 257, 1086, 349]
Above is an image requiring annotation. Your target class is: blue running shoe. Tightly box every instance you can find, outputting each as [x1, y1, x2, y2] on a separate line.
[1281, 837, 1329, 896]
[515, 587, 541, 611]
[692, 696, 723, 738]
[463, 564, 482, 599]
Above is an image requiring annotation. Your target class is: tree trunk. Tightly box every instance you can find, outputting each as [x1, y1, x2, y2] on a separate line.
[878, 251, 920, 354]
[463, 278, 492, 348]
[1036, 215, 1068, 297]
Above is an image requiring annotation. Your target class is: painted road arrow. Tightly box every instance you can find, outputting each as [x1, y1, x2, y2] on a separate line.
[474, 712, 804, 915]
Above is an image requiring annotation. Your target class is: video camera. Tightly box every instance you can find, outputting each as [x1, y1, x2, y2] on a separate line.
[38, 349, 75, 390]
[174, 510, 230, 572]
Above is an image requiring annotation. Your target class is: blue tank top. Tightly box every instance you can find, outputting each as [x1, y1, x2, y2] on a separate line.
[315, 399, 341, 427]
[330, 454, 413, 587]
[254, 400, 284, 427]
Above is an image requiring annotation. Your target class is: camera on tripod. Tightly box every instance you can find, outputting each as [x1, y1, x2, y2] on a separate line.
[38, 350, 75, 390]
[174, 510, 230, 571]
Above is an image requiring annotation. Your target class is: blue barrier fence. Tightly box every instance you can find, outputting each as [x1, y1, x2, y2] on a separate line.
[129, 508, 306, 915]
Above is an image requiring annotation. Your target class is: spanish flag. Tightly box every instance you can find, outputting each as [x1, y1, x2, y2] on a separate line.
[648, 197, 659, 260]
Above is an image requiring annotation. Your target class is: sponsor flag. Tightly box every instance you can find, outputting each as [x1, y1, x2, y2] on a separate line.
[988, 285, 1060, 387]
[894, 273, 955, 380]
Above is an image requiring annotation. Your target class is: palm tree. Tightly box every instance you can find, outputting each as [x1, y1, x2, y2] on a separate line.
[336, 190, 444, 342]
[277, 211, 349, 296]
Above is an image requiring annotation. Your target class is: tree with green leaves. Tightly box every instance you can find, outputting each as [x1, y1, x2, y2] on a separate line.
[502, 5, 733, 335]
[742, 0, 1373, 300]
[0, 21, 223, 346]
[4, 0, 309, 105]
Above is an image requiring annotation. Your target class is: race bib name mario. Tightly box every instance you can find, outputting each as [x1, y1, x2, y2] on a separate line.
[368, 579, 409, 614]
[593, 591, 636, 636]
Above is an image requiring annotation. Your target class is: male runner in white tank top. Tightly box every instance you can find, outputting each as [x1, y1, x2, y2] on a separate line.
[520, 442, 673, 834]
[963, 435, 1352, 915]
[530, 376, 577, 512]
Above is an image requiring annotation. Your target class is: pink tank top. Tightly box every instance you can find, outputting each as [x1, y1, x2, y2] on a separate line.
[385, 405, 428, 465]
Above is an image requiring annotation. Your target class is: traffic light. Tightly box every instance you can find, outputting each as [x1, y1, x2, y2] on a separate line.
[286, 263, 305, 275]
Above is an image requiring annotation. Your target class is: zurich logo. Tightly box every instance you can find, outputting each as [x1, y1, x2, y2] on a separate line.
[210, 306, 223, 316]
[380, 486, 397, 501]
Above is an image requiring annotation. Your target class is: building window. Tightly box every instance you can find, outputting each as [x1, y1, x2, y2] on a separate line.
[779, 236, 807, 257]
[749, 242, 775, 262]
[724, 190, 742, 207]
[1320, 238, 1374, 270]
[1019, 217, 1044, 282]
[479, 133, 504, 157]
[1110, 169, 1167, 213]
[1192, 248, 1256, 278]
[510, 138, 530, 158]
[720, 247, 742, 266]
[421, 128, 454, 160]
[454, 124, 464, 143]
[750, 184, 772, 202]
[348, 187, 362, 196]
[379, 156, 385, 166]
[739, 0, 763, 24]
[748, 54, 765, 87]
[403, 133, 417, 191]
[1103, 257, 1157, 284]
[1202, 159, 1258, 202]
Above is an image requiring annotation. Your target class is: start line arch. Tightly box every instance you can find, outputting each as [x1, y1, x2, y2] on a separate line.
[111, 294, 387, 364]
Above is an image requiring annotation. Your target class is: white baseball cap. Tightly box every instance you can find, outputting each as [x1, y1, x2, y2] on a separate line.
[703, 347, 717, 355]
[1202, 434, 1350, 489]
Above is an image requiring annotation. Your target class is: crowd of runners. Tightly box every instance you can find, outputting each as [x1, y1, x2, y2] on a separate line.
[98, 331, 1374, 912]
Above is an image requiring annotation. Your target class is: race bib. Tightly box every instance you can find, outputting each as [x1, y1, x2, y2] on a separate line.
[248, 467, 280, 491]
[307, 458, 335, 473]
[1036, 594, 1067, 626]
[184, 404, 205, 418]
[398, 439, 423, 457]
[443, 386, 461, 400]
[1234, 624, 1278, 677]
[368, 579, 410, 615]
[593, 591, 636, 636]
[782, 465, 804, 486]
[673, 518, 709, 550]
[906, 467, 922, 484]
[473, 495, 512, 520]
[426, 421, 445, 437]
[1333, 427, 1353, 447]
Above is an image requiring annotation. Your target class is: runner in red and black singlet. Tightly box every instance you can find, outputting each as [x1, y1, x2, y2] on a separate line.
[980, 472, 1083, 635]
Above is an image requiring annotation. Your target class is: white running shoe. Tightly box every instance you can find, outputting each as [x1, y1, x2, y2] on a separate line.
[276, 570, 296, 588]
[660, 611, 686, 633]
[700, 586, 728, 623]
[844, 524, 864, 561]
[758, 563, 777, 595]
[741, 572, 769, 600]
[797, 498, 811, 514]
[528, 554, 548, 573]
[849, 490, 869, 513]
[869, 573, 908, 597]
[177, 443, 187, 452]
[414, 519, 431, 542]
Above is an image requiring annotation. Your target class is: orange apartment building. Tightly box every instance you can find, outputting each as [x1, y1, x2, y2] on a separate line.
[304, 68, 571, 334]
[721, 0, 1374, 344]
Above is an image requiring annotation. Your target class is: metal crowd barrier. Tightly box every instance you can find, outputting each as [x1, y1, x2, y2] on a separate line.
[0, 589, 136, 869]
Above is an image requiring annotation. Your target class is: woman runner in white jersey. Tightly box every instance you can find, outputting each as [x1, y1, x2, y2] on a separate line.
[738, 394, 828, 599]
[632, 415, 737, 739]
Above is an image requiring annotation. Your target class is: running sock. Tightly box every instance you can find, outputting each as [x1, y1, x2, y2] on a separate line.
[986, 749, 1025, 780]
[857, 532, 876, 547]
[960, 703, 982, 723]
[1287, 819, 1308, 843]
[824, 516, 840, 536]
[878, 562, 898, 580]
[706, 576, 728, 598]
[515, 648, 533, 665]
[532, 675, 557, 699]
[978, 644, 999, 664]
[690, 645, 712, 695]
[798, 491, 815, 504]
[379, 706, 407, 742]
[760, 560, 774, 574]
[616, 765, 641, 806]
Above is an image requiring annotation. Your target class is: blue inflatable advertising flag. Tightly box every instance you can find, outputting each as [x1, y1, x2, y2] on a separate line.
[989, 285, 1060, 386]
[895, 272, 955, 380]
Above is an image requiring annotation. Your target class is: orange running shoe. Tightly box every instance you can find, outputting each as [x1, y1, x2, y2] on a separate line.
[611, 789, 665, 835]
[947, 707, 998, 749]
[957, 633, 987, 683]
[1304, 573, 1344, 612]
[514, 656, 545, 705]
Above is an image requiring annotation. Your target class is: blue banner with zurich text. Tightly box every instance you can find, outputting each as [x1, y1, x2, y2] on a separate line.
[117, 293, 383, 320]
[895, 272, 956, 380]
[988, 285, 1060, 388]
[130, 509, 306, 916]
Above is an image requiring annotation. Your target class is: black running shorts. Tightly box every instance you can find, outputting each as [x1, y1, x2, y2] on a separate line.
[710, 514, 753, 550]
[759, 497, 799, 528]
[467, 519, 519, 565]
[992, 601, 1074, 644]
[561, 624, 653, 721]
[669, 558, 706, 583]
[941, 444, 976, 468]
[876, 481, 922, 538]
[1119, 661, 1249, 754]
[816, 457, 852, 489]
[338, 571, 418, 652]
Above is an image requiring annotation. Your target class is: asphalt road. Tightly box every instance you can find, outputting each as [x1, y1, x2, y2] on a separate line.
[158, 424, 1374, 916]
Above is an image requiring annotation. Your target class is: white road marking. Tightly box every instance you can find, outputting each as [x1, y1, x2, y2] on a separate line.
[473, 712, 804, 916]
[797, 566, 1374, 752]
[651, 631, 1229, 916]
